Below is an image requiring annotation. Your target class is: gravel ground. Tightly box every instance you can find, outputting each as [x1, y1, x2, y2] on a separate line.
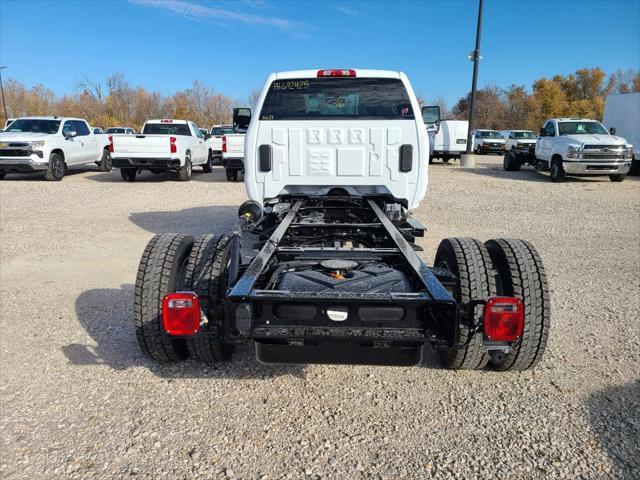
[1, 157, 638, 479]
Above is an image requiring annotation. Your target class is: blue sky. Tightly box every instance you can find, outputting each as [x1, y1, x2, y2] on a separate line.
[1, 0, 639, 107]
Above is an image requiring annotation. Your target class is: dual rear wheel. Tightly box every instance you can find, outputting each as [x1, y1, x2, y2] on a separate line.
[134, 233, 234, 364]
[434, 237, 550, 371]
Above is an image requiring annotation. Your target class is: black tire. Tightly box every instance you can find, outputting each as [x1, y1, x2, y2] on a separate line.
[485, 239, 550, 371]
[225, 168, 238, 181]
[184, 235, 235, 364]
[120, 168, 137, 182]
[134, 233, 194, 363]
[550, 158, 565, 182]
[98, 149, 112, 172]
[443, 157, 450, 163]
[0, 172, 6, 180]
[44, 152, 65, 181]
[203, 152, 213, 173]
[178, 155, 192, 181]
[428, 156, 434, 164]
[609, 174, 626, 182]
[503, 150, 521, 171]
[434, 238, 496, 370]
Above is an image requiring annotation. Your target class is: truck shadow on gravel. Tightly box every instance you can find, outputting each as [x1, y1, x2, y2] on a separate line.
[127, 206, 238, 237]
[64, 284, 305, 379]
[586, 380, 640, 478]
[84, 166, 234, 183]
[462, 163, 639, 184]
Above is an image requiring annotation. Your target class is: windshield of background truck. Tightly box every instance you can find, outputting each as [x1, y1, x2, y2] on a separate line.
[480, 131, 503, 139]
[211, 127, 234, 136]
[142, 123, 191, 135]
[106, 128, 125, 134]
[259, 78, 415, 120]
[5, 119, 61, 134]
[514, 131, 536, 139]
[558, 121, 608, 136]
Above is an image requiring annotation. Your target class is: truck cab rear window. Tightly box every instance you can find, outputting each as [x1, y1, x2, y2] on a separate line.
[259, 78, 414, 120]
[142, 124, 191, 136]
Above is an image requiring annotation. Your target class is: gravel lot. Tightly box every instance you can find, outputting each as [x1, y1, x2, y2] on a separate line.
[1, 156, 638, 479]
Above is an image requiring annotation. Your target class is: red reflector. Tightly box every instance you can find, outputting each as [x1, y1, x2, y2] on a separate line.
[162, 292, 200, 336]
[108, 135, 114, 153]
[170, 136, 177, 154]
[483, 297, 524, 342]
[317, 69, 356, 77]
[222, 135, 227, 153]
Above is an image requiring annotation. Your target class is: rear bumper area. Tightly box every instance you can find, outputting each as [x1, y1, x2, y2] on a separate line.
[256, 340, 423, 366]
[479, 145, 506, 154]
[562, 160, 631, 175]
[0, 157, 48, 172]
[112, 158, 181, 169]
[223, 158, 244, 169]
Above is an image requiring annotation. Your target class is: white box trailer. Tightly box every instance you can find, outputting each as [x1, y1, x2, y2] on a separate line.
[429, 120, 469, 163]
[603, 92, 640, 175]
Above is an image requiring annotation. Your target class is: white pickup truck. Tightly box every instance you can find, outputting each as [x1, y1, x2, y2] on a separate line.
[221, 108, 251, 181]
[0, 116, 112, 181]
[110, 119, 212, 182]
[209, 124, 234, 164]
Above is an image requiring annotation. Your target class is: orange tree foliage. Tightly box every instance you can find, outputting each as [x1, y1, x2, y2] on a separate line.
[451, 67, 639, 131]
[1, 74, 240, 131]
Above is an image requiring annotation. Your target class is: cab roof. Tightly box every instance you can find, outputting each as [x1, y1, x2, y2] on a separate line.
[274, 69, 404, 79]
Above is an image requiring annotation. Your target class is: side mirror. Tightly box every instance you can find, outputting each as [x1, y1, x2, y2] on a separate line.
[539, 128, 546, 137]
[204, 133, 211, 140]
[233, 107, 252, 132]
[422, 105, 441, 132]
[64, 130, 78, 139]
[609, 127, 616, 135]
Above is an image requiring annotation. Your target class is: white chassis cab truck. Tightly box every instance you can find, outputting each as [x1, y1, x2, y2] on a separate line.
[110, 119, 212, 182]
[503, 118, 633, 182]
[0, 116, 112, 181]
[133, 69, 549, 371]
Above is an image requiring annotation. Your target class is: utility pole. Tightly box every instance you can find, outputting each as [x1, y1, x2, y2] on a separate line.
[461, 0, 484, 167]
[0, 66, 7, 123]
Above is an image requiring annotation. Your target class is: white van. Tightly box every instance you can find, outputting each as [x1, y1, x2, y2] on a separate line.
[501, 130, 537, 152]
[603, 92, 639, 175]
[429, 120, 468, 163]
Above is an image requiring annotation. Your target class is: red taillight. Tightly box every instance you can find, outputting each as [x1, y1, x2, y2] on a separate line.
[162, 292, 200, 336]
[161, 119, 173, 123]
[483, 297, 524, 342]
[222, 135, 227, 153]
[170, 136, 177, 154]
[108, 135, 114, 153]
[317, 69, 356, 77]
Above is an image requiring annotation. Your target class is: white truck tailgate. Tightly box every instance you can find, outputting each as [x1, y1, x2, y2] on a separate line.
[113, 135, 170, 156]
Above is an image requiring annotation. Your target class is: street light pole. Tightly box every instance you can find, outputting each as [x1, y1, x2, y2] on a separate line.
[0, 66, 7, 123]
[464, 0, 484, 158]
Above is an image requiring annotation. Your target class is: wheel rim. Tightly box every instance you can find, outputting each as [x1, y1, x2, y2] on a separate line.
[53, 158, 64, 177]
